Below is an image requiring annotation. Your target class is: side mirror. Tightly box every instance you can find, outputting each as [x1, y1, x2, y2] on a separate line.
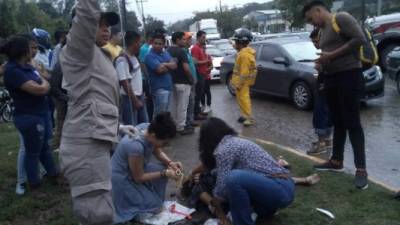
[273, 57, 288, 66]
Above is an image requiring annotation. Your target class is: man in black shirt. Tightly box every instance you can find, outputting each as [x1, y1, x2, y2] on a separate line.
[167, 32, 195, 135]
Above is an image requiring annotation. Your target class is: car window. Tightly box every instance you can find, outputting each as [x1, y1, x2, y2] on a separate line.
[259, 45, 283, 62]
[281, 41, 320, 61]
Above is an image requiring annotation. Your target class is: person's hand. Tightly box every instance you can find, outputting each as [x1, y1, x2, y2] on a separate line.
[314, 61, 322, 73]
[119, 125, 139, 138]
[132, 98, 143, 110]
[165, 169, 182, 180]
[168, 161, 183, 172]
[316, 51, 334, 65]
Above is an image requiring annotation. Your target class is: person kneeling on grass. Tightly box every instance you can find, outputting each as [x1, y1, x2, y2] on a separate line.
[195, 117, 295, 225]
[111, 112, 183, 224]
[181, 158, 319, 223]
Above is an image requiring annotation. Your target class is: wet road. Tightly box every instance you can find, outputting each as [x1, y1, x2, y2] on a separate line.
[210, 78, 400, 189]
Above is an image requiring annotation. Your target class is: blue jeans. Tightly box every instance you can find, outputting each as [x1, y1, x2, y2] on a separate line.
[313, 93, 333, 138]
[225, 170, 295, 225]
[152, 88, 171, 118]
[14, 112, 58, 185]
[121, 95, 149, 125]
[186, 85, 196, 127]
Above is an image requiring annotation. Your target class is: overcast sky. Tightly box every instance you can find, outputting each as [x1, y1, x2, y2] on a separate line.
[125, 0, 272, 24]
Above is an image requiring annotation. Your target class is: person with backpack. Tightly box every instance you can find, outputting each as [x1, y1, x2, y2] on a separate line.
[116, 31, 148, 125]
[303, 1, 369, 189]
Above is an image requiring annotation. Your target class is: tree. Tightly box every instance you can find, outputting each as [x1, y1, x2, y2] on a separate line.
[276, 0, 334, 28]
[0, 0, 20, 38]
[168, 18, 194, 33]
[145, 15, 166, 33]
[100, 0, 119, 12]
[217, 10, 243, 38]
[125, 11, 141, 32]
[243, 17, 259, 32]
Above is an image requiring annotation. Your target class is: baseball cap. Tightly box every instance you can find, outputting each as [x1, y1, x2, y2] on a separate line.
[71, 8, 119, 27]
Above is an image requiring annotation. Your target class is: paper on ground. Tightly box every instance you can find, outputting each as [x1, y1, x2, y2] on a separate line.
[139, 201, 196, 225]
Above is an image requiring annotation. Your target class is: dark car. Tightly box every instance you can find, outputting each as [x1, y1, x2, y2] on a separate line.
[220, 38, 385, 110]
[366, 13, 400, 71]
[387, 47, 400, 94]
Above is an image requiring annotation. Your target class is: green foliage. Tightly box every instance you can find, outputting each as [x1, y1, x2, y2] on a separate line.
[0, 0, 141, 42]
[145, 15, 166, 33]
[0, 0, 69, 39]
[276, 0, 334, 28]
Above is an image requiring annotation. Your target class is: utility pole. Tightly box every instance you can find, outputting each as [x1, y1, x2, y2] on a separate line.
[120, 0, 127, 48]
[377, 0, 382, 16]
[136, 0, 147, 38]
[361, 0, 366, 27]
[219, 0, 222, 14]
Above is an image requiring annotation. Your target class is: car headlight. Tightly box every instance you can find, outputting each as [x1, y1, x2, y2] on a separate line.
[375, 65, 383, 80]
[313, 73, 319, 79]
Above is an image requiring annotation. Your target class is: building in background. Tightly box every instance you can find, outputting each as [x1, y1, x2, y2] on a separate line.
[243, 10, 289, 34]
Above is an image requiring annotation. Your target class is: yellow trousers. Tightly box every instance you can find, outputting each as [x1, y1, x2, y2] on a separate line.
[235, 85, 252, 118]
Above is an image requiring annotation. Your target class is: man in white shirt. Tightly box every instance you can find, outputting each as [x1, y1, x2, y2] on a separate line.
[115, 31, 149, 125]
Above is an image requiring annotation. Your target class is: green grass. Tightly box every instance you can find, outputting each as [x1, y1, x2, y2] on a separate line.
[0, 123, 399, 225]
[0, 123, 77, 225]
[258, 140, 400, 225]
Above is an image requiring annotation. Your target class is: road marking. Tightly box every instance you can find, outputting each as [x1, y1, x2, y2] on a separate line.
[248, 136, 398, 193]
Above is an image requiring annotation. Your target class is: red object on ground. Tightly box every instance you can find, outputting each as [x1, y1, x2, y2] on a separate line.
[168, 204, 193, 220]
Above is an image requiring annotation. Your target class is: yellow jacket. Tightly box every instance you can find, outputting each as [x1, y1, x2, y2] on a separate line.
[231, 46, 257, 88]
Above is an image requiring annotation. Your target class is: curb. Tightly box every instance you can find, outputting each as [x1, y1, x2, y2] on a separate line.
[250, 136, 398, 193]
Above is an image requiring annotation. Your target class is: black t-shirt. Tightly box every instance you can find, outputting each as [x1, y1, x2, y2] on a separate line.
[167, 46, 191, 84]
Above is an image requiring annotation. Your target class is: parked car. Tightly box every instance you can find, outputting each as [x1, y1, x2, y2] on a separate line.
[220, 38, 385, 110]
[253, 32, 310, 42]
[386, 47, 400, 94]
[209, 39, 236, 56]
[366, 13, 400, 71]
[205, 45, 224, 80]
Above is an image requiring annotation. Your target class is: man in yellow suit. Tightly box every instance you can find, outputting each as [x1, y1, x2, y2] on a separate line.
[231, 28, 257, 126]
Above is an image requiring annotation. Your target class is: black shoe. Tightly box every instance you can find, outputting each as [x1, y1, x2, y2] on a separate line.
[179, 127, 195, 135]
[237, 117, 246, 123]
[355, 170, 368, 190]
[314, 160, 344, 172]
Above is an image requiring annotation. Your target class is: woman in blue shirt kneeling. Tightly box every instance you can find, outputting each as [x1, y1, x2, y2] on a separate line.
[111, 112, 183, 224]
[199, 117, 295, 225]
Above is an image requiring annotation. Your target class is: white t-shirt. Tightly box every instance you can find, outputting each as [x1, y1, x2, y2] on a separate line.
[115, 53, 143, 96]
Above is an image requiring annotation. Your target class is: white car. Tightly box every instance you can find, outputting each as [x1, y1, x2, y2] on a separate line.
[206, 45, 224, 80]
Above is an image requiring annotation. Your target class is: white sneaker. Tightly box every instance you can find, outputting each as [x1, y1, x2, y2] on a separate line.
[15, 183, 26, 195]
[203, 105, 212, 113]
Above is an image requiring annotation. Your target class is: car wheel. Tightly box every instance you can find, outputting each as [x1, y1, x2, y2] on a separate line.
[291, 81, 312, 110]
[380, 44, 398, 72]
[227, 73, 236, 96]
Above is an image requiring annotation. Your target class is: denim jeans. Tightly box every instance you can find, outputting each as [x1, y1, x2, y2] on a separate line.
[186, 84, 196, 127]
[14, 112, 58, 185]
[121, 95, 149, 125]
[225, 170, 295, 225]
[194, 76, 205, 115]
[313, 92, 333, 138]
[17, 132, 26, 184]
[152, 88, 171, 118]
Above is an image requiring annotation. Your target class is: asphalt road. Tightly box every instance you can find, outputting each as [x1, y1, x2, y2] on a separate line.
[208, 78, 400, 189]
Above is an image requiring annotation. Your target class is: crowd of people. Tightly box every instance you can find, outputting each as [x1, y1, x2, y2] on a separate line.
[0, 0, 399, 225]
